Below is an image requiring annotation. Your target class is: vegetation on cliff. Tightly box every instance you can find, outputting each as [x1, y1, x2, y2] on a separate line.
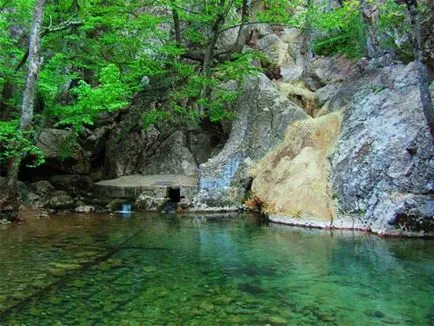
[0, 0, 433, 216]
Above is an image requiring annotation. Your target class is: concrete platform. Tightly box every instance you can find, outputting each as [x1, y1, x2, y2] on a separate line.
[94, 174, 198, 200]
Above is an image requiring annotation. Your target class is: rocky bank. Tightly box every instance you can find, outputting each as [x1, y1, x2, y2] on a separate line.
[3, 24, 433, 237]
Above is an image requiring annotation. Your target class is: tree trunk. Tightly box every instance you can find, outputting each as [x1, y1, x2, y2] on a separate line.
[0, 80, 14, 120]
[233, 0, 251, 53]
[201, 0, 227, 106]
[171, 1, 182, 46]
[301, 0, 320, 90]
[405, 0, 434, 140]
[360, 0, 382, 60]
[4, 0, 46, 217]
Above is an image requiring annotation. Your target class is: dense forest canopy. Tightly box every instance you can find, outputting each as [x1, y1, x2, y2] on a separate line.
[0, 0, 432, 212]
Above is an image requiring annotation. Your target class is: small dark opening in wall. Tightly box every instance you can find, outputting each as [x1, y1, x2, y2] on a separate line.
[167, 187, 181, 202]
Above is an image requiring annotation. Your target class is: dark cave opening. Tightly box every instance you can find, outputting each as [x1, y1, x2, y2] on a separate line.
[167, 187, 181, 202]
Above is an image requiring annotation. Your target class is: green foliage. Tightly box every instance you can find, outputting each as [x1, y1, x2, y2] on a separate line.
[0, 0, 34, 110]
[0, 0, 416, 176]
[58, 131, 78, 161]
[311, 0, 366, 58]
[257, 0, 306, 26]
[377, 0, 413, 61]
[310, 0, 412, 59]
[0, 121, 45, 167]
[53, 64, 129, 130]
[142, 110, 170, 130]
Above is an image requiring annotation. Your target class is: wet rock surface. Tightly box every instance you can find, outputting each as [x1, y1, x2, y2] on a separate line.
[48, 191, 75, 210]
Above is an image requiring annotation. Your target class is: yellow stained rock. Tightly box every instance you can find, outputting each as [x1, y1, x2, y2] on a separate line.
[250, 112, 342, 222]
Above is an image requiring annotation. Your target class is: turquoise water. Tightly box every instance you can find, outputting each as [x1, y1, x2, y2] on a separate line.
[0, 213, 433, 325]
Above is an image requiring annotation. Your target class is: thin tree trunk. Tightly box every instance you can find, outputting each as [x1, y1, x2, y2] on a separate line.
[406, 0, 434, 140]
[301, 0, 318, 90]
[0, 80, 14, 120]
[233, 0, 250, 53]
[171, 1, 182, 46]
[5, 0, 46, 216]
[202, 0, 227, 106]
[360, 0, 382, 60]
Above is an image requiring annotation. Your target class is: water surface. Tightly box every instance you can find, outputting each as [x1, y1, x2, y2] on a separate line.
[0, 213, 433, 325]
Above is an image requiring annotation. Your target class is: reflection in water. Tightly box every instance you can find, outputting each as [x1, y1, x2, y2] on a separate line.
[0, 213, 433, 325]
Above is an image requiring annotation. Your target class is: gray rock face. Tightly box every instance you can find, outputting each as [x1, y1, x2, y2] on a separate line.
[332, 63, 434, 236]
[138, 130, 198, 176]
[312, 56, 353, 85]
[256, 34, 292, 67]
[105, 125, 160, 178]
[105, 119, 213, 178]
[37, 129, 90, 174]
[195, 74, 308, 208]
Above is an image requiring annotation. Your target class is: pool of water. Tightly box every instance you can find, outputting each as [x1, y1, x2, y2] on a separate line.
[0, 212, 433, 325]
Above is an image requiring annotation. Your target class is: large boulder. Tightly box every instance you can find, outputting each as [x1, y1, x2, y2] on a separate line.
[36, 129, 90, 174]
[27, 180, 55, 207]
[138, 130, 198, 176]
[249, 62, 433, 237]
[331, 63, 434, 236]
[105, 125, 160, 178]
[256, 34, 293, 68]
[195, 74, 308, 208]
[49, 174, 94, 196]
[47, 191, 75, 210]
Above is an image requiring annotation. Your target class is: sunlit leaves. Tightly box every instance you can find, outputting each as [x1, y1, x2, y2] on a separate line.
[54, 64, 128, 130]
[0, 120, 45, 166]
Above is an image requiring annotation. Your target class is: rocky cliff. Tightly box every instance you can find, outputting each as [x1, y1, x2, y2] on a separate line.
[194, 26, 434, 236]
[254, 63, 434, 236]
[6, 23, 433, 237]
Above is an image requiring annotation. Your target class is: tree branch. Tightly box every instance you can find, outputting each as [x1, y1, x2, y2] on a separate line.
[218, 21, 291, 35]
[15, 18, 83, 72]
